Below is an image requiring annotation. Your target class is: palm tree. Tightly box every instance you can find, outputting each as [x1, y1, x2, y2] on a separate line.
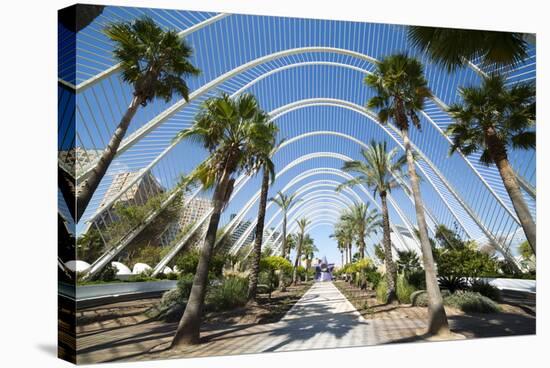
[293, 218, 310, 285]
[366, 53, 450, 336]
[270, 191, 301, 289]
[332, 215, 355, 265]
[301, 236, 318, 282]
[340, 203, 381, 260]
[285, 234, 297, 260]
[446, 75, 536, 254]
[247, 145, 278, 300]
[76, 17, 200, 221]
[396, 249, 422, 274]
[171, 92, 277, 347]
[408, 26, 530, 72]
[330, 229, 347, 265]
[338, 141, 407, 303]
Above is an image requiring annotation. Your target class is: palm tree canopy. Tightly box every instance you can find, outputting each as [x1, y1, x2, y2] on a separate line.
[365, 54, 432, 131]
[176, 92, 278, 189]
[332, 213, 355, 245]
[104, 16, 201, 105]
[296, 218, 311, 234]
[338, 140, 408, 198]
[301, 236, 318, 260]
[396, 249, 422, 273]
[270, 191, 301, 212]
[446, 74, 535, 165]
[408, 26, 530, 72]
[340, 202, 381, 242]
[285, 234, 297, 253]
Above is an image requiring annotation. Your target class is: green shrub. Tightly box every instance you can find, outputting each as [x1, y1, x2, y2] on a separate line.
[176, 273, 195, 300]
[207, 276, 249, 311]
[445, 291, 501, 313]
[396, 274, 417, 304]
[376, 279, 388, 303]
[165, 272, 179, 280]
[97, 263, 117, 281]
[437, 247, 499, 278]
[411, 289, 451, 306]
[147, 288, 186, 322]
[405, 270, 426, 290]
[127, 272, 156, 282]
[365, 268, 382, 289]
[174, 250, 224, 278]
[438, 275, 468, 293]
[469, 279, 501, 302]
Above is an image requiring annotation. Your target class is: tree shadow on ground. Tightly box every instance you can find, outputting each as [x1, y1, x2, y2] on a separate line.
[385, 311, 536, 345]
[261, 300, 371, 352]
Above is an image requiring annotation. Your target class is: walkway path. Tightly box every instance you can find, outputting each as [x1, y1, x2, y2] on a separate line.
[77, 282, 428, 363]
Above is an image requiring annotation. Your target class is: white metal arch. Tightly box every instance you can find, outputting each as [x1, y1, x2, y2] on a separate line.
[259, 167, 418, 253]
[84, 46, 524, 233]
[227, 186, 358, 254]
[266, 98, 519, 266]
[229, 167, 416, 256]
[232, 59, 529, 206]
[273, 130, 465, 237]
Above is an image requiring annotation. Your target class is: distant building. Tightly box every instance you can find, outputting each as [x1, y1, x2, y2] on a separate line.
[262, 227, 281, 250]
[229, 214, 255, 246]
[159, 195, 213, 247]
[94, 170, 164, 228]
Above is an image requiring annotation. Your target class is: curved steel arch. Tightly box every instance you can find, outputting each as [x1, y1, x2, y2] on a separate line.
[228, 186, 358, 254]
[225, 125, 461, 250]
[266, 98, 520, 266]
[85, 45, 524, 229]
[229, 167, 416, 255]
[273, 130, 465, 237]
[258, 167, 419, 254]
[231, 59, 531, 203]
[73, 13, 231, 92]
[277, 199, 413, 254]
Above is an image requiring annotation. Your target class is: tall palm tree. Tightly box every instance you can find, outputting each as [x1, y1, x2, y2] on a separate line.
[76, 17, 200, 221]
[340, 203, 381, 260]
[247, 146, 278, 300]
[284, 234, 297, 260]
[408, 26, 530, 72]
[301, 236, 318, 282]
[446, 75, 536, 254]
[293, 218, 310, 285]
[338, 141, 407, 303]
[366, 53, 450, 336]
[171, 92, 277, 347]
[330, 228, 347, 265]
[270, 191, 301, 289]
[333, 215, 355, 264]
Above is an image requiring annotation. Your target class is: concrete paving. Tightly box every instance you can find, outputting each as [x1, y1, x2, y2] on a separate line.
[81, 282, 534, 364]
[75, 282, 434, 363]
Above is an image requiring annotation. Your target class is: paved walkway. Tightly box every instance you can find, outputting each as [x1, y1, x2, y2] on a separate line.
[76, 282, 425, 363]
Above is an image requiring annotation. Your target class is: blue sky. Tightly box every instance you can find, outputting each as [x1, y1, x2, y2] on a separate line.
[60, 5, 536, 264]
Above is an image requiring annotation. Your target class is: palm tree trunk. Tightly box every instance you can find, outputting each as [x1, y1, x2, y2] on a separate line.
[359, 238, 366, 259]
[293, 235, 303, 285]
[402, 127, 449, 336]
[380, 192, 398, 304]
[76, 95, 142, 221]
[279, 214, 287, 290]
[248, 168, 270, 300]
[171, 169, 231, 347]
[341, 250, 344, 268]
[489, 139, 536, 255]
